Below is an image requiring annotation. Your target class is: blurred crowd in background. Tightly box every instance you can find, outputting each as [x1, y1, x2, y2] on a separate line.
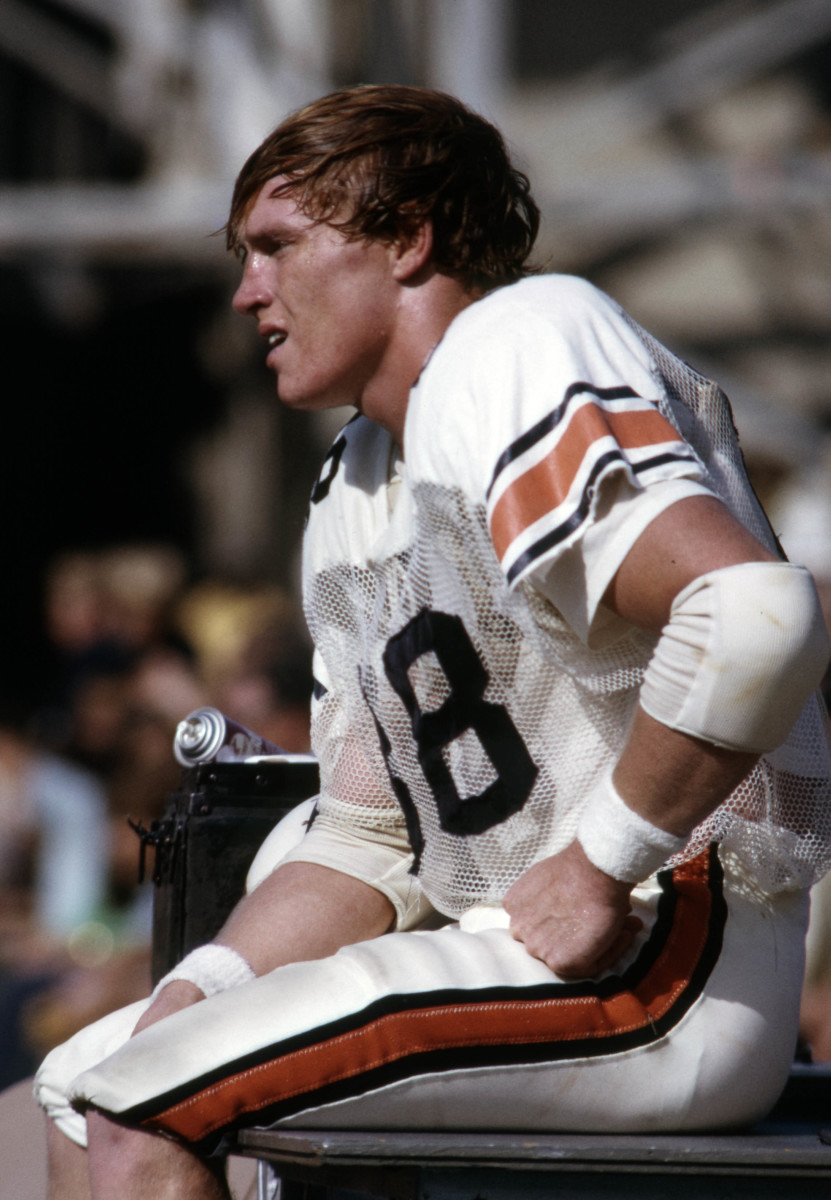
[0, 543, 313, 1090]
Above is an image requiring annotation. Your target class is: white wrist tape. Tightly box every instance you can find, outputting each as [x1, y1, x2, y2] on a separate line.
[640, 562, 829, 754]
[577, 773, 687, 883]
[152, 944, 254, 999]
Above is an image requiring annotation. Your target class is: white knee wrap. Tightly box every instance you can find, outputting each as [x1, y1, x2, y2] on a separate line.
[639, 561, 829, 754]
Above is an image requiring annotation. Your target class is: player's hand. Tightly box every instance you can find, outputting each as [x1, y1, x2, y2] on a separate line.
[130, 980, 205, 1037]
[503, 840, 642, 978]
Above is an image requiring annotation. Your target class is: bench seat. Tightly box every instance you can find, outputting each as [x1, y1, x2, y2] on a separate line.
[233, 1063, 831, 1199]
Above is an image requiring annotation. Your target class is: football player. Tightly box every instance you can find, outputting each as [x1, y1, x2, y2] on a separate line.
[38, 86, 831, 1200]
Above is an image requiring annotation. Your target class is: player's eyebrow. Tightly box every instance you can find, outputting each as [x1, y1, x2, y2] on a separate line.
[237, 217, 302, 255]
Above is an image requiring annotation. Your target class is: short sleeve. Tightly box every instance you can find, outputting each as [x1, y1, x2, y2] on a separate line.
[409, 276, 714, 644]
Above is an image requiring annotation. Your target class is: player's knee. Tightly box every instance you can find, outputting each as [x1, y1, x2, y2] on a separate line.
[86, 1110, 160, 1191]
[85, 1110, 229, 1198]
[46, 1117, 91, 1200]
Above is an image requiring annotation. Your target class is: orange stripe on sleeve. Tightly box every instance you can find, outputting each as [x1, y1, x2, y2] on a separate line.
[490, 406, 681, 561]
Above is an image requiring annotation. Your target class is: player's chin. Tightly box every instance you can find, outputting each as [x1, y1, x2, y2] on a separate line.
[274, 378, 304, 408]
[276, 389, 319, 414]
[276, 379, 352, 413]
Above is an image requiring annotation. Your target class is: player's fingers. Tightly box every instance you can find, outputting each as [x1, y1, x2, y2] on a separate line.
[549, 920, 642, 979]
[538, 936, 623, 980]
[592, 923, 640, 976]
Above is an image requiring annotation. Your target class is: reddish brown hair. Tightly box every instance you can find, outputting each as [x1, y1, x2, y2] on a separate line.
[227, 85, 540, 291]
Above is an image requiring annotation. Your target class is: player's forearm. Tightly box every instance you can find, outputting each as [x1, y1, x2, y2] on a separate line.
[612, 705, 757, 838]
[574, 697, 765, 886]
[507, 711, 758, 977]
[135, 863, 395, 1035]
[577, 563, 827, 885]
[214, 860, 396, 976]
[593, 502, 829, 883]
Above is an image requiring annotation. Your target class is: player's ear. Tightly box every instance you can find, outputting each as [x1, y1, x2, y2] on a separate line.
[391, 220, 434, 282]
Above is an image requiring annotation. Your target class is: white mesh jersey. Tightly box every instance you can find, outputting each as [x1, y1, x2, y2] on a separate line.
[303, 275, 831, 916]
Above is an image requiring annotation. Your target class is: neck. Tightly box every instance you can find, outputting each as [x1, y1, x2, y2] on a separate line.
[359, 276, 480, 446]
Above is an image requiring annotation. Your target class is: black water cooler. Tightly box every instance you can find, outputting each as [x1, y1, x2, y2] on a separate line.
[145, 758, 319, 983]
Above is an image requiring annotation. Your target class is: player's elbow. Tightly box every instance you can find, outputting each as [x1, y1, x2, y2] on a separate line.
[640, 561, 829, 755]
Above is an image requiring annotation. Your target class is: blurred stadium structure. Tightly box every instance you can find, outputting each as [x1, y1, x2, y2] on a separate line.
[2, 0, 831, 689]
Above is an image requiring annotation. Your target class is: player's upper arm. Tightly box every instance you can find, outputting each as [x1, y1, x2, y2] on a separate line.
[602, 493, 775, 630]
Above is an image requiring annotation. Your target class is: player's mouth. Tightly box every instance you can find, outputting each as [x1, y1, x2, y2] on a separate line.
[263, 328, 288, 367]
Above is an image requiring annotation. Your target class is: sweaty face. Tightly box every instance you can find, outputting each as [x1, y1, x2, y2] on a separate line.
[231, 181, 402, 413]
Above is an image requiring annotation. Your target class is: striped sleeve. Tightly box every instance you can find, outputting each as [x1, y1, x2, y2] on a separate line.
[486, 381, 699, 589]
[409, 276, 713, 641]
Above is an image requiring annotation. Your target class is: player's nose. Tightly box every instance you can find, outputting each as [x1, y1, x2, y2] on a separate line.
[232, 256, 272, 316]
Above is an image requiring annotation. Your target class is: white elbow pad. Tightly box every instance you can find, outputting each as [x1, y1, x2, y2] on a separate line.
[640, 562, 830, 754]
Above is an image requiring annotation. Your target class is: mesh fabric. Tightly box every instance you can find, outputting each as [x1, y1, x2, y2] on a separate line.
[304, 305, 831, 916]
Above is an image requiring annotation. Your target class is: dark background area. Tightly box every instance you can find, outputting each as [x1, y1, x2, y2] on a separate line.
[0, 270, 228, 701]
